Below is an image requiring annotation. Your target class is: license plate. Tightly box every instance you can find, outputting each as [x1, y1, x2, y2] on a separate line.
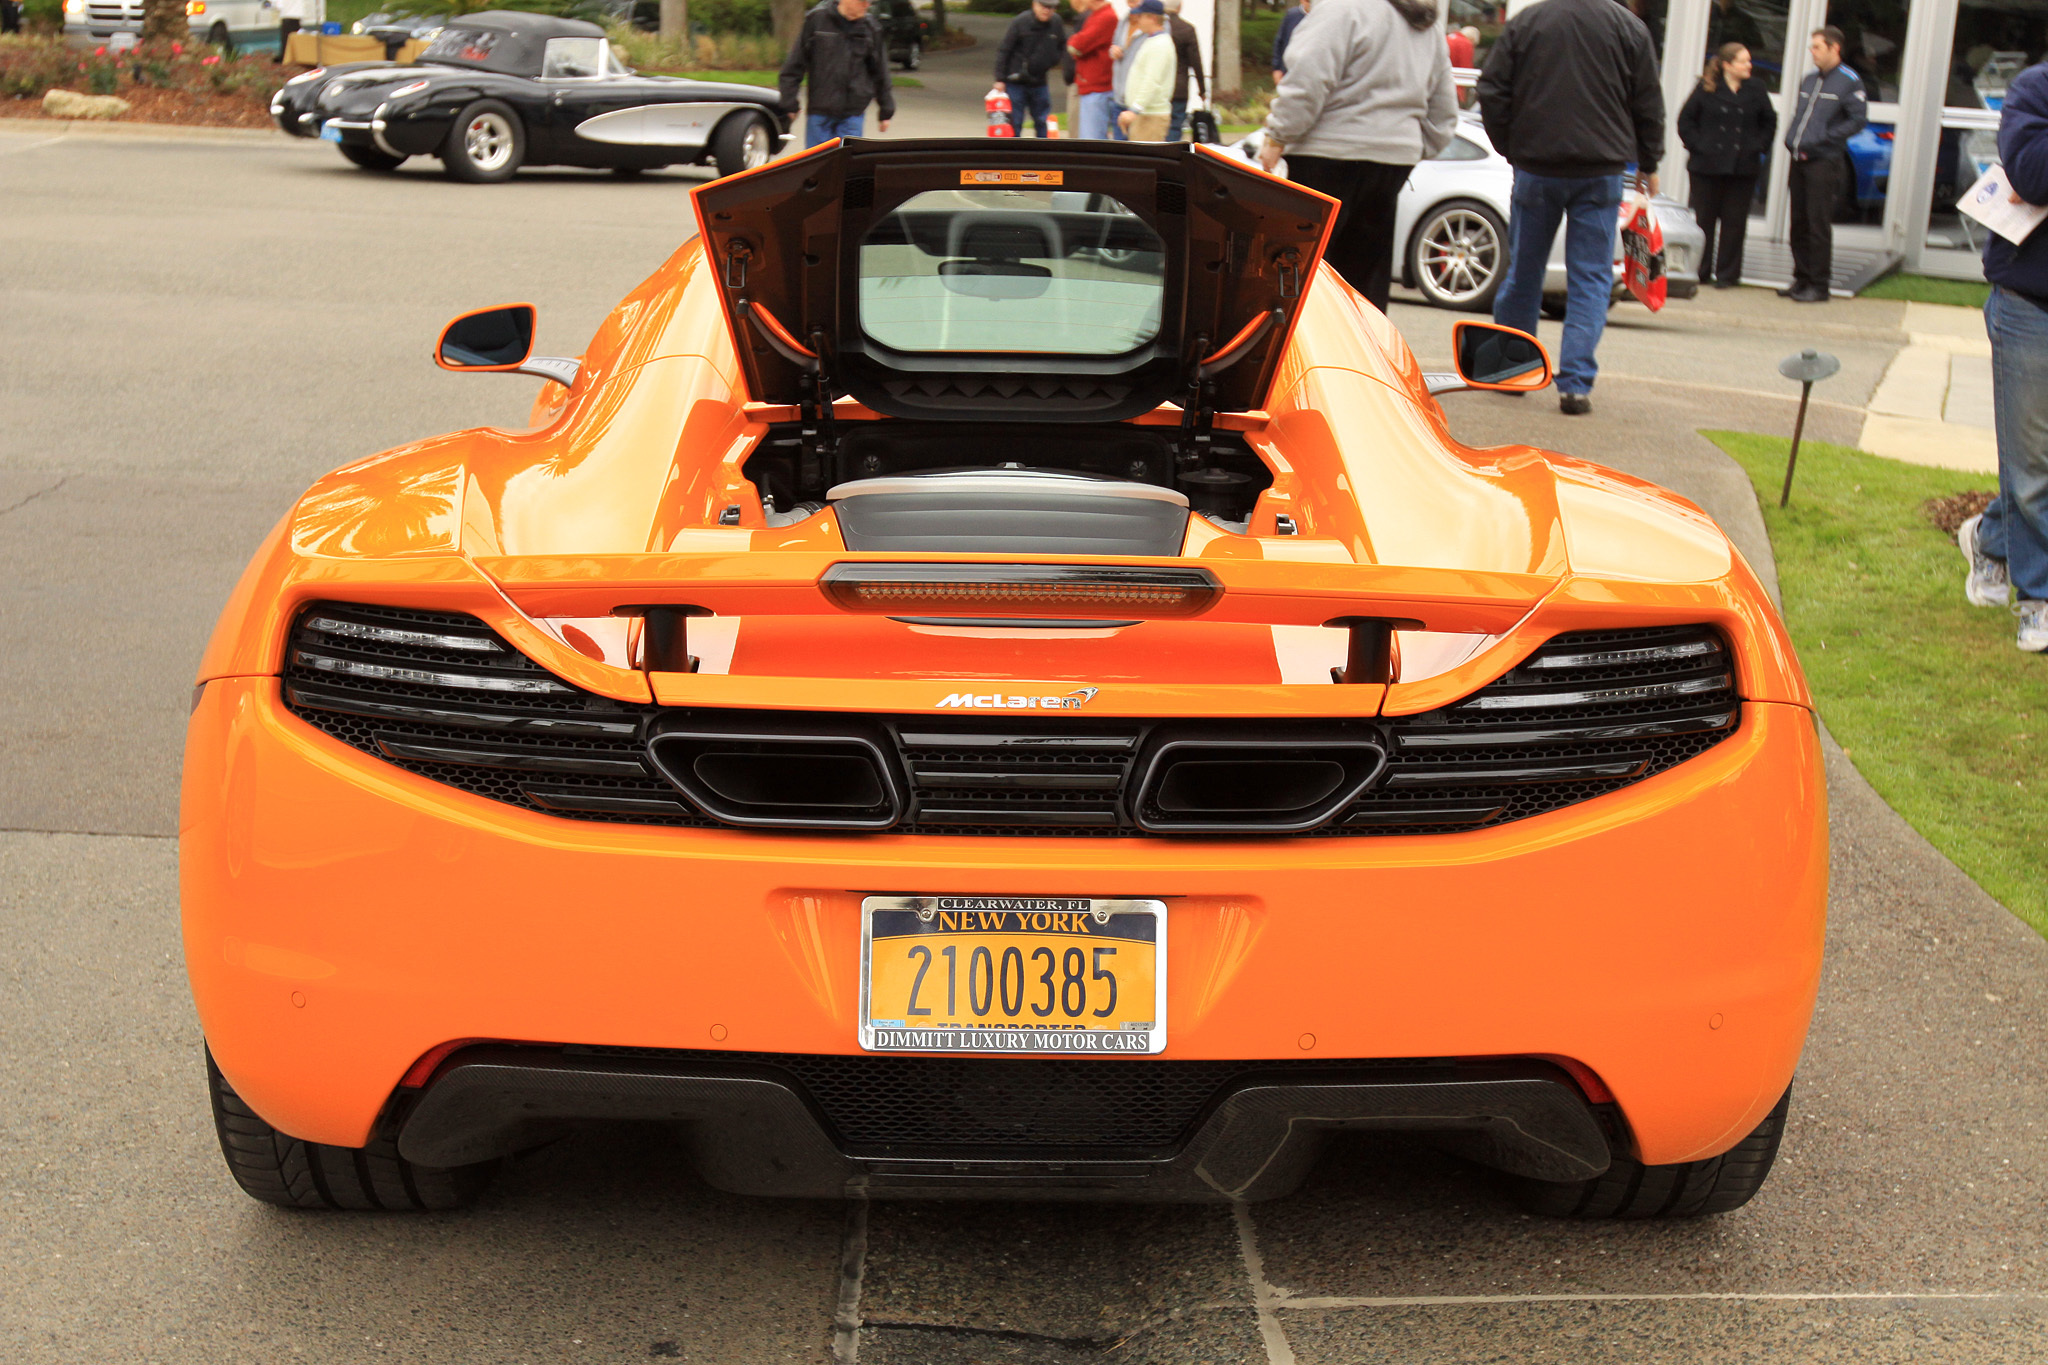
[320, 122, 342, 142]
[860, 896, 1165, 1054]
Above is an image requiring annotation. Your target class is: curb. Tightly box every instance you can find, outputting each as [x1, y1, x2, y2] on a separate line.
[0, 114, 287, 142]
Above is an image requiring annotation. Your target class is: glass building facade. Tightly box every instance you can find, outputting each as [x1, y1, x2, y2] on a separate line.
[1645, 0, 2043, 280]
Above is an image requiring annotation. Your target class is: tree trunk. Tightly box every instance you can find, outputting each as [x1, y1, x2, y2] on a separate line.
[660, 0, 688, 51]
[772, 0, 805, 47]
[930, 0, 944, 35]
[1212, 0, 1240, 104]
[141, 0, 188, 43]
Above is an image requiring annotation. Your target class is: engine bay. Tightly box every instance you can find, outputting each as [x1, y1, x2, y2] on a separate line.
[741, 419, 1275, 533]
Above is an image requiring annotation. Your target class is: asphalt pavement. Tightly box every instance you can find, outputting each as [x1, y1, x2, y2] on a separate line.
[3, 61, 2046, 1365]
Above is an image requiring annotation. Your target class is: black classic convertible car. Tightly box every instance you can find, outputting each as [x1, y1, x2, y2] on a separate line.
[271, 11, 792, 182]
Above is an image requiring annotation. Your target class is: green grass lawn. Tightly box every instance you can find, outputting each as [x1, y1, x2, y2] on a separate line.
[1860, 272, 1991, 309]
[1706, 431, 2045, 935]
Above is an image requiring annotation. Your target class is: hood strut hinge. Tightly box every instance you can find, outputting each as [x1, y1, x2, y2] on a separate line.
[798, 326, 838, 489]
[1176, 372, 1216, 472]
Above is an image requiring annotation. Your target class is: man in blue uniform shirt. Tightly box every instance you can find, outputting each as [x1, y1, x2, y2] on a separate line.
[1780, 27, 1867, 302]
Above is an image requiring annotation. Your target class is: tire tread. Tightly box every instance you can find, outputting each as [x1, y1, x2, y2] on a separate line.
[206, 1049, 496, 1212]
[1516, 1086, 1791, 1220]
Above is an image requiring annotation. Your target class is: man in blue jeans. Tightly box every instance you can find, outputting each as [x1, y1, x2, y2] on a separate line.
[1958, 59, 2048, 652]
[1476, 0, 1663, 415]
[780, 0, 895, 147]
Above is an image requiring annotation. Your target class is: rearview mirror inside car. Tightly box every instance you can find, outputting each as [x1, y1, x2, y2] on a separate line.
[437, 304, 537, 371]
[938, 259, 1053, 299]
[1452, 321, 1553, 391]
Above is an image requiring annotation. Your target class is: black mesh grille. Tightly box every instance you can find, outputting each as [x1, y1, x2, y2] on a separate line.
[1341, 624, 1739, 835]
[566, 1045, 1458, 1151]
[282, 605, 1738, 837]
[281, 603, 713, 829]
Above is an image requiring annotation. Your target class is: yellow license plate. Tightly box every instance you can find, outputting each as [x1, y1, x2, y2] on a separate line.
[860, 896, 1165, 1054]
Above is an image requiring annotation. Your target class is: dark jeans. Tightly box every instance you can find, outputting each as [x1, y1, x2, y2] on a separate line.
[1283, 155, 1410, 312]
[1007, 81, 1051, 136]
[1982, 287, 2048, 601]
[1689, 172, 1755, 284]
[1787, 155, 1839, 292]
[1167, 98, 1187, 142]
[1495, 169, 1624, 395]
[277, 17, 300, 59]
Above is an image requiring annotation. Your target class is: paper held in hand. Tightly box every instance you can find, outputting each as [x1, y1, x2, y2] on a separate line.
[1958, 163, 2048, 245]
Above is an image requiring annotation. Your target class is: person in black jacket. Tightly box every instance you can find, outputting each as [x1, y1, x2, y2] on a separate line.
[1780, 27, 1867, 301]
[1477, 0, 1663, 415]
[780, 0, 896, 147]
[1677, 42, 1775, 288]
[994, 0, 1068, 137]
[1165, 0, 1206, 142]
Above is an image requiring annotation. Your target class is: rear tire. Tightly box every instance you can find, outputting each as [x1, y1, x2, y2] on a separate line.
[340, 143, 406, 171]
[207, 1049, 498, 1211]
[1407, 198, 1506, 312]
[208, 20, 232, 53]
[710, 113, 773, 178]
[1514, 1086, 1791, 1219]
[899, 39, 921, 70]
[441, 99, 523, 183]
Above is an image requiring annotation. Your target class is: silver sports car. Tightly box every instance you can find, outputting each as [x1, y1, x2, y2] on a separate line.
[1235, 115, 1705, 315]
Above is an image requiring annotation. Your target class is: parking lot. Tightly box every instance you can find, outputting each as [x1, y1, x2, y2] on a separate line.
[3, 116, 2046, 1364]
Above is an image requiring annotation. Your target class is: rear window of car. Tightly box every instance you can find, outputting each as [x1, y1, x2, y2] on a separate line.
[858, 190, 1165, 356]
[421, 27, 504, 64]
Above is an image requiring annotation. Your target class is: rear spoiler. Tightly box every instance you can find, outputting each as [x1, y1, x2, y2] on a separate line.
[198, 543, 1809, 716]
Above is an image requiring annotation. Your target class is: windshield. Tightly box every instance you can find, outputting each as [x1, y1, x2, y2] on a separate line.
[858, 190, 1166, 356]
[542, 35, 610, 78]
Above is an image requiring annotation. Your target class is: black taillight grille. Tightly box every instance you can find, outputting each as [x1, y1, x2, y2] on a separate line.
[281, 607, 1740, 837]
[1343, 625, 1739, 834]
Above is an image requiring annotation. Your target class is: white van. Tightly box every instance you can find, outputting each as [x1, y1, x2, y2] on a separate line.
[62, 0, 317, 52]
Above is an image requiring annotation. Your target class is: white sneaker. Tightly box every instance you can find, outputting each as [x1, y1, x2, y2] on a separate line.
[2019, 601, 2048, 653]
[1959, 513, 2011, 608]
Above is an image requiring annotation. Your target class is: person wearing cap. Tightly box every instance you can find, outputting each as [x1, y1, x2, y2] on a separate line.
[1117, 0, 1174, 141]
[994, 0, 1069, 138]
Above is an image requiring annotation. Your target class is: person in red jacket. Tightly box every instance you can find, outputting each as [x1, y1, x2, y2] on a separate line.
[1068, 0, 1119, 138]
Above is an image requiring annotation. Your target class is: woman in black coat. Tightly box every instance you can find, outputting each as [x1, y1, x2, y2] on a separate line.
[1677, 43, 1777, 287]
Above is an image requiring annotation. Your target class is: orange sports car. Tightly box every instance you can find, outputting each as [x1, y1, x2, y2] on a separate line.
[184, 139, 1825, 1218]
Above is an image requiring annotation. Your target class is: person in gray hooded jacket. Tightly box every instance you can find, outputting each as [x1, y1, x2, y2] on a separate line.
[1258, 0, 1456, 310]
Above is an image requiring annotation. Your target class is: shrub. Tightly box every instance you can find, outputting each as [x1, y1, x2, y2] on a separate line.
[20, 0, 63, 32]
[691, 0, 772, 36]
[0, 35, 73, 96]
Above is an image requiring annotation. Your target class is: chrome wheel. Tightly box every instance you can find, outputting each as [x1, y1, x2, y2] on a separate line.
[740, 119, 772, 170]
[463, 112, 516, 173]
[1414, 203, 1504, 310]
[903, 39, 921, 70]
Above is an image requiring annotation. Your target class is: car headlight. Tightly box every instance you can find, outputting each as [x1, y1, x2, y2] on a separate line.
[64, 0, 83, 15]
[186, 0, 205, 14]
[284, 65, 325, 85]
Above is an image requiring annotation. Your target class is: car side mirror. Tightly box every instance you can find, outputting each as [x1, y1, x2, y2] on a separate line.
[1451, 320, 1553, 391]
[436, 303, 582, 388]
[438, 303, 536, 370]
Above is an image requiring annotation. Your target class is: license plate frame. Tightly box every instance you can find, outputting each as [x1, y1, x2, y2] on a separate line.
[859, 896, 1167, 1055]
